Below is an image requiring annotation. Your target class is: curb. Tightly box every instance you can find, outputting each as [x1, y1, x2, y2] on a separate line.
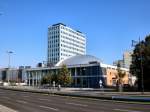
[111, 96, 150, 102]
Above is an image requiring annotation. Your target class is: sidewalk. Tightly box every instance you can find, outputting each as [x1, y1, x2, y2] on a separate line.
[0, 86, 150, 102]
[0, 105, 18, 112]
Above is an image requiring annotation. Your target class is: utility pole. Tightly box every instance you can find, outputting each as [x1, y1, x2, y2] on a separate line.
[139, 38, 144, 94]
[6, 51, 13, 85]
[132, 37, 144, 94]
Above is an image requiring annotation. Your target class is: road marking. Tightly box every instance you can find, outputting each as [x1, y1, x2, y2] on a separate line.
[16, 100, 27, 104]
[66, 102, 88, 107]
[22, 95, 30, 97]
[113, 108, 142, 112]
[38, 98, 51, 101]
[39, 105, 58, 111]
[0, 105, 18, 112]
[2, 97, 11, 99]
[11, 93, 16, 95]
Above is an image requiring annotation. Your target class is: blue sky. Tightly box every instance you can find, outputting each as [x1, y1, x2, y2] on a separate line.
[0, 0, 150, 67]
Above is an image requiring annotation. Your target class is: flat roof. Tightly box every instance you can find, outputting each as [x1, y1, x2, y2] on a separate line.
[26, 63, 100, 71]
[50, 23, 84, 35]
[52, 23, 66, 26]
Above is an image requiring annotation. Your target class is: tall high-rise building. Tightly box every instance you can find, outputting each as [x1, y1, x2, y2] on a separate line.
[47, 23, 86, 65]
[123, 51, 132, 68]
[113, 51, 132, 68]
[113, 60, 124, 67]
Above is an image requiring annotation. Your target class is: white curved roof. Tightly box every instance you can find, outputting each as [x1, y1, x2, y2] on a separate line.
[55, 55, 101, 66]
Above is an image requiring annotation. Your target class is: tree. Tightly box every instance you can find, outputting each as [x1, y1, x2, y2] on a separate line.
[41, 73, 52, 85]
[116, 63, 126, 92]
[58, 65, 72, 86]
[130, 35, 150, 91]
[51, 72, 58, 84]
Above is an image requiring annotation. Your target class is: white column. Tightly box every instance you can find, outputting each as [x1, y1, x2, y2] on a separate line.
[75, 68, 77, 86]
[32, 72, 34, 86]
[37, 71, 39, 86]
[29, 72, 30, 86]
[75, 68, 77, 77]
[39, 71, 42, 86]
[35, 72, 37, 86]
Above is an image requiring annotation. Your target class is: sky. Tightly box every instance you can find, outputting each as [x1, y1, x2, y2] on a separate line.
[0, 0, 150, 67]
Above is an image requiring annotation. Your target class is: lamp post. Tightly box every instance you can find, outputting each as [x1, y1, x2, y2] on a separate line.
[132, 38, 144, 94]
[6, 51, 13, 85]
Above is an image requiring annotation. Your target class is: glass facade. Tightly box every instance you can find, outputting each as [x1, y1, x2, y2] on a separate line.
[26, 64, 104, 88]
[71, 65, 103, 88]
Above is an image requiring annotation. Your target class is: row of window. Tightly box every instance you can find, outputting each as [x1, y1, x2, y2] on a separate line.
[48, 47, 82, 58]
[48, 52, 59, 57]
[48, 39, 59, 43]
[61, 39, 85, 49]
[61, 35, 85, 46]
[48, 37, 85, 49]
[60, 53, 71, 57]
[60, 26, 84, 37]
[48, 35, 59, 39]
[48, 31, 85, 43]
[48, 31, 59, 35]
[48, 43, 59, 48]
[49, 25, 84, 37]
[48, 57, 59, 62]
[48, 26, 59, 31]
[61, 48, 83, 55]
[48, 48, 59, 52]
[60, 30, 85, 42]
[61, 44, 85, 53]
[60, 58, 64, 60]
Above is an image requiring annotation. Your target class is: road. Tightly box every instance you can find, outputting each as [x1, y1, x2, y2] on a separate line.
[0, 89, 149, 112]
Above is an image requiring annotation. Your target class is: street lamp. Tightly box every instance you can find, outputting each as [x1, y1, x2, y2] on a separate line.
[6, 51, 13, 84]
[132, 38, 144, 94]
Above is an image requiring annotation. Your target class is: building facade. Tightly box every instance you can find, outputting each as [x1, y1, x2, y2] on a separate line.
[123, 51, 132, 69]
[0, 67, 28, 84]
[113, 51, 133, 69]
[26, 55, 133, 88]
[26, 55, 104, 88]
[113, 60, 124, 67]
[101, 64, 131, 86]
[47, 23, 86, 65]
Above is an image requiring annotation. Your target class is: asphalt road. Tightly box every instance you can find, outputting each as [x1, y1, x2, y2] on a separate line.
[0, 89, 149, 112]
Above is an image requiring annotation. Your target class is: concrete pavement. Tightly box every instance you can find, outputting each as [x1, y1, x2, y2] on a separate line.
[0, 89, 150, 112]
[0, 105, 18, 112]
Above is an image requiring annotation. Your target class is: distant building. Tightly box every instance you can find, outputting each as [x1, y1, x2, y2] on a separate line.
[47, 23, 86, 66]
[123, 51, 132, 69]
[113, 51, 133, 69]
[0, 67, 26, 83]
[113, 60, 124, 67]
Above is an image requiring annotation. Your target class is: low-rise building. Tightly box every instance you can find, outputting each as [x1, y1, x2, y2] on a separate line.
[25, 55, 133, 88]
[0, 67, 27, 84]
[0, 55, 133, 88]
[101, 64, 131, 86]
[113, 51, 133, 69]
